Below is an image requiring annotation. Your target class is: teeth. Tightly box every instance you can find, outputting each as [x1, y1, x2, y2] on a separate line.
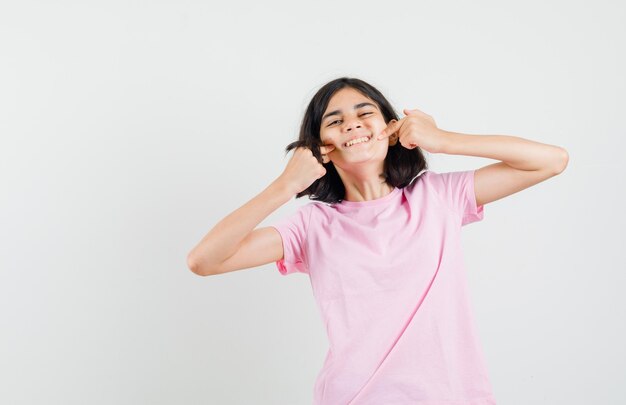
[345, 136, 370, 147]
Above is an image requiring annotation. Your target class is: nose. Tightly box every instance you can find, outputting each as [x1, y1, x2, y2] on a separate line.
[344, 117, 363, 132]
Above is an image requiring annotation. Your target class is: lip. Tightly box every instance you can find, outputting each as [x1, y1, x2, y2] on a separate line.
[342, 134, 373, 148]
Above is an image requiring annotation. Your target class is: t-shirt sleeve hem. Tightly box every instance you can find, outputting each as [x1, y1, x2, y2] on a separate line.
[462, 169, 485, 226]
[270, 205, 312, 276]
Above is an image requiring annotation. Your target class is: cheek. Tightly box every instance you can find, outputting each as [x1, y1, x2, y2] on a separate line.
[320, 133, 335, 145]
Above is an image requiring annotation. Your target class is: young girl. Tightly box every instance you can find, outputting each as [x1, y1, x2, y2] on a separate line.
[187, 77, 569, 404]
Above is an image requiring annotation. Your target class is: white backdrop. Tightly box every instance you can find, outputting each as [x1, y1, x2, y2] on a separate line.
[1, 1, 624, 404]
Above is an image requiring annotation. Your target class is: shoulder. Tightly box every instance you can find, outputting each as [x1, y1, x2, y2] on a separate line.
[401, 169, 456, 207]
[402, 170, 432, 194]
[284, 201, 326, 226]
[410, 169, 471, 193]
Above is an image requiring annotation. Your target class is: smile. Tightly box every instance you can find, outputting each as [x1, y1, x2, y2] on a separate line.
[343, 135, 373, 148]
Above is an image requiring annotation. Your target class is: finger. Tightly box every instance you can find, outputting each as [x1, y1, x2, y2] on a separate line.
[321, 144, 336, 154]
[377, 119, 402, 140]
[403, 108, 423, 116]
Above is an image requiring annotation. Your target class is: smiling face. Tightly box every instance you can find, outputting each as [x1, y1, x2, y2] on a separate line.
[319, 87, 391, 168]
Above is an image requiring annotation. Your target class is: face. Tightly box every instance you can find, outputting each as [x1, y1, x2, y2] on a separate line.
[319, 87, 391, 167]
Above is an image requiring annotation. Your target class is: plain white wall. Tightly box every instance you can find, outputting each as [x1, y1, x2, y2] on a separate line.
[1, 0, 624, 404]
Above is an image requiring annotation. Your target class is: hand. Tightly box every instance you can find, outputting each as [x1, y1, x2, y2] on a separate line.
[377, 108, 447, 154]
[278, 145, 335, 195]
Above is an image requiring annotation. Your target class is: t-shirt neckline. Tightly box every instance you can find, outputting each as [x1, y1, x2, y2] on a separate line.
[338, 186, 401, 207]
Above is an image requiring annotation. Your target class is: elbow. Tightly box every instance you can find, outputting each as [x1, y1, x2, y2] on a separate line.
[552, 147, 569, 174]
[187, 253, 212, 277]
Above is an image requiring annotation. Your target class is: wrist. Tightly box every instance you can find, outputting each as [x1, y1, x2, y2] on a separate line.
[437, 129, 455, 154]
[271, 177, 297, 200]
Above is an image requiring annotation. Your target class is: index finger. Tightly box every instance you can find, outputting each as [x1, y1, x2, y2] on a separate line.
[377, 118, 403, 140]
[320, 144, 336, 154]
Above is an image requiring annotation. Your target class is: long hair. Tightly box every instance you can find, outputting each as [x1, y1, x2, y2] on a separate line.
[284, 77, 428, 204]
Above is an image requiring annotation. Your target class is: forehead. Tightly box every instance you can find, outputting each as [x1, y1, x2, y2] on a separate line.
[322, 88, 379, 121]
[326, 87, 372, 108]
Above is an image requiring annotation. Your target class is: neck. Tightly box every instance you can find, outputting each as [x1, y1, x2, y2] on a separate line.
[342, 179, 394, 202]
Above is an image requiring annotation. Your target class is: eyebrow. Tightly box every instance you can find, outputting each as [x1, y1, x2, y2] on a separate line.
[322, 102, 378, 122]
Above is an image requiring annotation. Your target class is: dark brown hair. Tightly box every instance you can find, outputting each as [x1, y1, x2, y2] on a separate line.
[284, 77, 428, 204]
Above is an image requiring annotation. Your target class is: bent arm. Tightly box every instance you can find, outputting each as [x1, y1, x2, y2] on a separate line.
[187, 177, 295, 276]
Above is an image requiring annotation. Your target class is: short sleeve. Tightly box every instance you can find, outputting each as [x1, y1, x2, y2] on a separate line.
[269, 204, 312, 276]
[425, 169, 485, 226]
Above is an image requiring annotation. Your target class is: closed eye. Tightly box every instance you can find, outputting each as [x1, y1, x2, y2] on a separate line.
[328, 112, 373, 127]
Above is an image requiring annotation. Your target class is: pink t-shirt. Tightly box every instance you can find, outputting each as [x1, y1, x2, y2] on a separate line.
[271, 169, 496, 405]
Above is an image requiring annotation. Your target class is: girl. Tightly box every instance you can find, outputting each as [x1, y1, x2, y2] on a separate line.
[187, 77, 569, 404]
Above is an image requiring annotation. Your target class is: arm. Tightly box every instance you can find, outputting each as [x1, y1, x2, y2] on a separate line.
[439, 130, 568, 172]
[186, 178, 295, 276]
[377, 109, 568, 207]
[439, 130, 569, 206]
